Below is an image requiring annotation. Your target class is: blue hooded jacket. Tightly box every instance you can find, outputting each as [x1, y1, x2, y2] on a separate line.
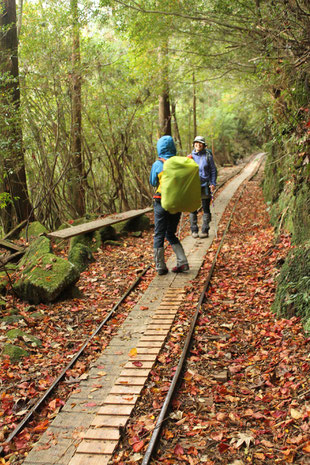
[149, 136, 176, 188]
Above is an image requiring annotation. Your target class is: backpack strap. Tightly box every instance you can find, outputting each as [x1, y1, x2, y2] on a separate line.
[153, 158, 166, 199]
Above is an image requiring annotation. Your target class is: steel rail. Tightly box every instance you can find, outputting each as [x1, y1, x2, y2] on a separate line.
[0, 265, 151, 454]
[141, 156, 263, 465]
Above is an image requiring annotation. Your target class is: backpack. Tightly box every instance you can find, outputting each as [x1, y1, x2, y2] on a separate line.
[160, 156, 201, 214]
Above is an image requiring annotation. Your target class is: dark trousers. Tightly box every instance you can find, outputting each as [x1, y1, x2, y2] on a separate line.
[153, 200, 181, 248]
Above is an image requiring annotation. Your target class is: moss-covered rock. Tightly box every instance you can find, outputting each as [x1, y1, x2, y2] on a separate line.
[263, 149, 286, 204]
[112, 214, 150, 235]
[68, 243, 94, 272]
[20, 237, 52, 267]
[124, 214, 150, 232]
[6, 328, 42, 347]
[104, 240, 122, 247]
[0, 264, 17, 294]
[19, 221, 49, 241]
[14, 253, 80, 304]
[99, 225, 117, 243]
[272, 242, 310, 328]
[293, 182, 310, 244]
[1, 314, 24, 324]
[69, 230, 102, 253]
[2, 343, 29, 360]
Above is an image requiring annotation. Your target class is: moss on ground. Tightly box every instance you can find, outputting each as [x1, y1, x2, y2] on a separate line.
[272, 242, 310, 329]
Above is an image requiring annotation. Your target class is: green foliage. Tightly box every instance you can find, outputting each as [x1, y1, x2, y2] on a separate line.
[0, 192, 12, 209]
[272, 243, 310, 328]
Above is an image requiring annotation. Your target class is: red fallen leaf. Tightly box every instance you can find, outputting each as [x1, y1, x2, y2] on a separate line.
[229, 364, 243, 373]
[140, 306, 149, 310]
[152, 399, 161, 409]
[303, 442, 310, 453]
[36, 443, 51, 451]
[188, 446, 198, 456]
[218, 442, 229, 453]
[132, 361, 143, 367]
[32, 419, 49, 433]
[174, 444, 184, 455]
[132, 440, 144, 452]
[85, 402, 97, 407]
[210, 431, 223, 441]
[261, 439, 274, 448]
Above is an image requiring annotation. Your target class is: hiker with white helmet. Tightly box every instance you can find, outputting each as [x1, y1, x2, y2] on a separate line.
[188, 136, 217, 238]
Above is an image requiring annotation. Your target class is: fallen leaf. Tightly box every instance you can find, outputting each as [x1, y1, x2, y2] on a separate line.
[129, 348, 138, 357]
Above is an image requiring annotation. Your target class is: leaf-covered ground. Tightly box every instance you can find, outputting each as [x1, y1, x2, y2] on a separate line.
[113, 171, 310, 464]
[0, 225, 159, 463]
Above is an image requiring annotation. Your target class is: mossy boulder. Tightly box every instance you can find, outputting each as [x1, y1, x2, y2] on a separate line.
[104, 240, 122, 247]
[99, 225, 117, 243]
[19, 221, 49, 241]
[6, 328, 42, 347]
[293, 183, 310, 244]
[69, 230, 102, 253]
[2, 343, 29, 361]
[125, 214, 150, 232]
[68, 243, 94, 272]
[14, 237, 80, 304]
[14, 253, 80, 304]
[0, 264, 17, 294]
[272, 242, 310, 328]
[113, 214, 150, 235]
[20, 237, 52, 266]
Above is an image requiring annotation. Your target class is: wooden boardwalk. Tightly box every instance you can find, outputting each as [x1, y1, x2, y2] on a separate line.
[47, 207, 152, 240]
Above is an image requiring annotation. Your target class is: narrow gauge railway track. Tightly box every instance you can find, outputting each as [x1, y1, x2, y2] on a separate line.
[114, 156, 264, 465]
[0, 156, 258, 464]
[0, 266, 151, 455]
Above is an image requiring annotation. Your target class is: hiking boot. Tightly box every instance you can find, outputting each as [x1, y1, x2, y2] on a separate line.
[171, 243, 189, 273]
[154, 248, 168, 275]
[202, 213, 211, 233]
[172, 263, 190, 273]
[199, 231, 209, 238]
[192, 232, 199, 238]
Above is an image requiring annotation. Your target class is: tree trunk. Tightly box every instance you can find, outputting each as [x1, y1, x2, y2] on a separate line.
[171, 102, 182, 150]
[0, 0, 34, 232]
[70, 0, 85, 217]
[16, 0, 23, 37]
[158, 44, 171, 137]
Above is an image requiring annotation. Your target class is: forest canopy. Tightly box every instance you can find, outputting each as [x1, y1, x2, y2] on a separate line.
[0, 0, 309, 234]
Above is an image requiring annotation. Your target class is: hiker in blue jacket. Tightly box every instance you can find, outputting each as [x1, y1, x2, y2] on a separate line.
[188, 136, 217, 238]
[150, 135, 189, 275]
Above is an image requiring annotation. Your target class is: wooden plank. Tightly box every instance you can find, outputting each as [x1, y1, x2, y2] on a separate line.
[47, 207, 152, 240]
[0, 239, 24, 252]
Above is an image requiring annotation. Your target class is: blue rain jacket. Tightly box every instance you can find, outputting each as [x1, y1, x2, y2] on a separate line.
[189, 148, 217, 187]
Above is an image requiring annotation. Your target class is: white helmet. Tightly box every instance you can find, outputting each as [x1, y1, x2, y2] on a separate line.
[193, 136, 206, 146]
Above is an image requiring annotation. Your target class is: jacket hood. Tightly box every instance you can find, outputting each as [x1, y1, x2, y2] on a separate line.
[157, 135, 176, 159]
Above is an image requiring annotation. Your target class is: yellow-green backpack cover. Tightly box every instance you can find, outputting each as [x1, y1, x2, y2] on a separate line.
[161, 156, 201, 214]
